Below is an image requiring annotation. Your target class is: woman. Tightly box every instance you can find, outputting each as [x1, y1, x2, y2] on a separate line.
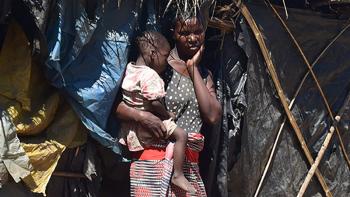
[116, 15, 221, 197]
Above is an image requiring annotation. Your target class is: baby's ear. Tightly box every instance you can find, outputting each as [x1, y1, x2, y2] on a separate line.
[150, 48, 156, 57]
[149, 49, 157, 61]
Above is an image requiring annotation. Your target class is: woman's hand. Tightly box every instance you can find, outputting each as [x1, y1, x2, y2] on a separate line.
[186, 45, 204, 71]
[183, 44, 222, 125]
[116, 101, 167, 139]
[137, 111, 167, 139]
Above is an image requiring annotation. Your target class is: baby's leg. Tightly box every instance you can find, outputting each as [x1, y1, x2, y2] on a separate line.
[169, 127, 195, 192]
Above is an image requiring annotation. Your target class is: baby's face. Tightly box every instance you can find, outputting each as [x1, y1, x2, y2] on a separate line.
[152, 44, 170, 74]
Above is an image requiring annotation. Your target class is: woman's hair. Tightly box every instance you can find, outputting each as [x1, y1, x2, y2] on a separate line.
[166, 0, 210, 30]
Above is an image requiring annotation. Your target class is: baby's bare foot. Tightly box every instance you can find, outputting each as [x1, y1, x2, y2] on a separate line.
[172, 174, 196, 193]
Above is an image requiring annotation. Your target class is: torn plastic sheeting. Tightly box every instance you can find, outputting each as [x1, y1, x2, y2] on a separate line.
[21, 101, 87, 195]
[45, 0, 155, 154]
[0, 0, 11, 24]
[199, 31, 247, 197]
[0, 110, 32, 188]
[0, 20, 32, 112]
[44, 141, 101, 197]
[0, 19, 60, 136]
[229, 2, 350, 197]
[47, 0, 138, 153]
[0, 15, 87, 194]
[21, 0, 51, 31]
[216, 33, 247, 197]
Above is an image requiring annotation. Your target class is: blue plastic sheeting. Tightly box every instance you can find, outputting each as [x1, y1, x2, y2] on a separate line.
[45, 0, 157, 155]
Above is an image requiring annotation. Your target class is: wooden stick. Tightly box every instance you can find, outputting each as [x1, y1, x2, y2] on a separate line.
[298, 92, 350, 196]
[208, 18, 234, 32]
[267, 0, 350, 172]
[254, 118, 286, 197]
[240, 5, 332, 197]
[52, 171, 87, 179]
[254, 2, 350, 196]
[297, 126, 335, 197]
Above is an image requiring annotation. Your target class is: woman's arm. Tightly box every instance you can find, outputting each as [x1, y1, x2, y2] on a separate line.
[186, 46, 222, 124]
[115, 100, 167, 139]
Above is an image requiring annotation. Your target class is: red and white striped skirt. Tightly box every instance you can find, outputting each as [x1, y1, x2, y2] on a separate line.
[130, 132, 207, 197]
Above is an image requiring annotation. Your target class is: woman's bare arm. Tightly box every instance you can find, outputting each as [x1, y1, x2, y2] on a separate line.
[186, 45, 222, 124]
[115, 100, 167, 139]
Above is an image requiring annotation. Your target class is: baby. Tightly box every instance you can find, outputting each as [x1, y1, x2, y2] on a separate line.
[119, 31, 195, 192]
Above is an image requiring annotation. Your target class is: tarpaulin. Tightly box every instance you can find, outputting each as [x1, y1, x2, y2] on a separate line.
[0, 18, 87, 194]
[45, 0, 158, 155]
[0, 20, 33, 112]
[21, 102, 87, 194]
[0, 180, 34, 197]
[229, 2, 350, 196]
[44, 140, 102, 197]
[0, 0, 11, 24]
[0, 110, 32, 188]
[0, 20, 60, 136]
[0, 0, 161, 195]
[197, 28, 247, 197]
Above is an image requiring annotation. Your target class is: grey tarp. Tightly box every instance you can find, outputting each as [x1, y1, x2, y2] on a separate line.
[229, 2, 350, 196]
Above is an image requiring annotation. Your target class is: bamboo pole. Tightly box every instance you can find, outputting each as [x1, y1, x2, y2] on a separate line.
[266, 0, 350, 172]
[297, 126, 335, 197]
[253, 4, 350, 196]
[254, 119, 286, 197]
[298, 92, 350, 196]
[240, 5, 332, 197]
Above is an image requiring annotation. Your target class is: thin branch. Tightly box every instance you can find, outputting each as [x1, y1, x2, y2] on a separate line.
[240, 4, 332, 197]
[254, 10, 350, 197]
[298, 92, 350, 197]
[267, 0, 350, 173]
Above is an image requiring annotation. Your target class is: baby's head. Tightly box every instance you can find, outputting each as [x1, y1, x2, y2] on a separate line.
[136, 31, 170, 74]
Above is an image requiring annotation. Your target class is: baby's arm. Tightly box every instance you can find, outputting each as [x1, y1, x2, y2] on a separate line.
[150, 99, 172, 120]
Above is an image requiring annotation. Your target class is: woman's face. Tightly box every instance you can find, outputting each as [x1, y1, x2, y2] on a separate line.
[174, 17, 205, 59]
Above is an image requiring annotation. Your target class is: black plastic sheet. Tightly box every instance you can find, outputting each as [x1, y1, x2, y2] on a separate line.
[193, 13, 248, 195]
[229, 2, 350, 196]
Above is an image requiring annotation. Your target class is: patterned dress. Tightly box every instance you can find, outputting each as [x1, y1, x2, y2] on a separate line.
[129, 48, 208, 197]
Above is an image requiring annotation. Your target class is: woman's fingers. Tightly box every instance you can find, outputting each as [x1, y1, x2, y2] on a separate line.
[139, 111, 166, 139]
[186, 45, 204, 69]
[186, 59, 194, 69]
[192, 45, 204, 66]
